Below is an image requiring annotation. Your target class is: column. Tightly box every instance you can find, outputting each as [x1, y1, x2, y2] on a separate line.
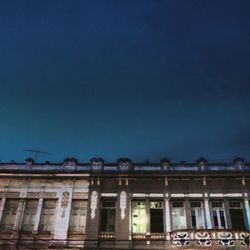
[54, 188, 73, 240]
[244, 198, 250, 230]
[14, 199, 26, 232]
[0, 197, 6, 223]
[165, 198, 171, 233]
[204, 198, 212, 229]
[33, 197, 43, 232]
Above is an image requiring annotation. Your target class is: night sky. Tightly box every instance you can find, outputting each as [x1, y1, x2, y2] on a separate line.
[0, 0, 250, 163]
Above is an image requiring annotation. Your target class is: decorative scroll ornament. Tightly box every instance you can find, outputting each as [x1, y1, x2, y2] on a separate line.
[240, 232, 250, 247]
[61, 191, 70, 208]
[195, 232, 212, 246]
[120, 191, 127, 220]
[172, 232, 190, 246]
[217, 232, 235, 246]
[61, 191, 70, 218]
[90, 191, 98, 219]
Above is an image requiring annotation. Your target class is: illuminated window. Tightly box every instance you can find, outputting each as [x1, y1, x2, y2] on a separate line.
[211, 201, 226, 229]
[21, 200, 38, 231]
[132, 200, 164, 234]
[190, 201, 205, 229]
[229, 200, 246, 230]
[132, 201, 147, 234]
[69, 200, 87, 233]
[100, 201, 116, 232]
[0, 199, 19, 232]
[171, 201, 187, 230]
[38, 200, 57, 232]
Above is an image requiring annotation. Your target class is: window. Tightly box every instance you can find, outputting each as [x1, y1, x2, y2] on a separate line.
[100, 201, 116, 232]
[171, 201, 187, 230]
[211, 201, 226, 229]
[229, 200, 246, 230]
[0, 199, 19, 232]
[38, 200, 57, 232]
[190, 201, 205, 229]
[21, 200, 38, 231]
[68, 200, 87, 233]
[150, 201, 164, 233]
[132, 201, 147, 234]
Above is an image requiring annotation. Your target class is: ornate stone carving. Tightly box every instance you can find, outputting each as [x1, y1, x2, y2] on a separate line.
[240, 232, 250, 247]
[90, 191, 98, 219]
[217, 232, 235, 246]
[117, 158, 132, 171]
[120, 191, 127, 220]
[172, 232, 190, 246]
[61, 191, 70, 218]
[61, 191, 70, 208]
[91, 158, 104, 171]
[195, 231, 212, 246]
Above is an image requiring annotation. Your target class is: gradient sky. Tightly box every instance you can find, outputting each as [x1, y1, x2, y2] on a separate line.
[0, 0, 250, 163]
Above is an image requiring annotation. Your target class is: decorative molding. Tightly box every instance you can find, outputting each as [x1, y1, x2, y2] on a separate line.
[90, 191, 98, 219]
[120, 191, 127, 220]
[61, 191, 70, 208]
[132, 193, 146, 197]
[149, 193, 164, 197]
[101, 193, 117, 197]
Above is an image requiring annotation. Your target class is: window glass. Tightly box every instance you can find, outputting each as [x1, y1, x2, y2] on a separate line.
[69, 200, 87, 233]
[211, 200, 226, 229]
[171, 201, 187, 230]
[132, 201, 147, 234]
[190, 201, 205, 229]
[21, 200, 38, 231]
[0, 199, 19, 231]
[39, 200, 57, 232]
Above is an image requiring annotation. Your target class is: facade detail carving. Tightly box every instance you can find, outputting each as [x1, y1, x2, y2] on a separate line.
[90, 190, 98, 219]
[120, 191, 127, 220]
[0, 158, 249, 249]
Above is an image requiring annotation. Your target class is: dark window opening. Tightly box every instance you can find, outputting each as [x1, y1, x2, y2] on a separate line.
[150, 209, 164, 233]
[100, 200, 116, 232]
[229, 201, 246, 230]
[213, 210, 219, 228]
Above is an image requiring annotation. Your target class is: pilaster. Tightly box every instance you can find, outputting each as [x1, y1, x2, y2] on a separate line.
[33, 197, 43, 232]
[54, 187, 73, 240]
[0, 197, 6, 223]
[204, 194, 212, 229]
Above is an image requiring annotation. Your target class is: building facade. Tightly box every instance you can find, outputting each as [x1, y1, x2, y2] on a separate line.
[0, 157, 249, 249]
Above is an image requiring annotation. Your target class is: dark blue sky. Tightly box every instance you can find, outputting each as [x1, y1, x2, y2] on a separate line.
[0, 0, 250, 163]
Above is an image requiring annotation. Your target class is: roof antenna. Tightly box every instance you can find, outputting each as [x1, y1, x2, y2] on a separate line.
[24, 149, 52, 162]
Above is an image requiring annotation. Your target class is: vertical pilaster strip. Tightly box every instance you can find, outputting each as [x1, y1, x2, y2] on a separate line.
[0, 197, 6, 223]
[14, 199, 26, 231]
[33, 197, 43, 232]
[165, 198, 171, 233]
[54, 188, 73, 240]
[244, 198, 250, 230]
[204, 198, 212, 229]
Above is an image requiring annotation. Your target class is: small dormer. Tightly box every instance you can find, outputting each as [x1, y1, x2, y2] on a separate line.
[117, 158, 133, 171]
[197, 157, 207, 171]
[160, 158, 170, 171]
[233, 157, 244, 170]
[25, 158, 35, 167]
[91, 157, 104, 171]
[63, 157, 78, 167]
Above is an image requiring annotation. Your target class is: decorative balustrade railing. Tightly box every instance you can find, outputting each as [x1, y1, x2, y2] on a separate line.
[128, 230, 250, 247]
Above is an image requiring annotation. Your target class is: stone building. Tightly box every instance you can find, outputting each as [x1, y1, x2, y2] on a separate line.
[0, 157, 249, 249]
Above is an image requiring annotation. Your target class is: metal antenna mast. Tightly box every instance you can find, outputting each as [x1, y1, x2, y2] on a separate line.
[24, 149, 52, 161]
